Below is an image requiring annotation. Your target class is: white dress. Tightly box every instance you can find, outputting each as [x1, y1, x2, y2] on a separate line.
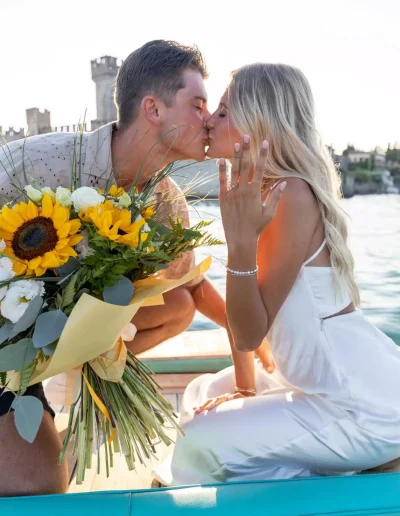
[154, 240, 400, 485]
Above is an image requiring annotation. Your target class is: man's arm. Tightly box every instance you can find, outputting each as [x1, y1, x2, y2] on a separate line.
[188, 276, 226, 328]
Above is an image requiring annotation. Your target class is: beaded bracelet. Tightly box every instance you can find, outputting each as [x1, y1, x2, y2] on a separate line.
[235, 387, 257, 397]
[226, 266, 258, 276]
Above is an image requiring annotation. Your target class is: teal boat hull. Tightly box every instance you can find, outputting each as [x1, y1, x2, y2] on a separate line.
[2, 473, 400, 515]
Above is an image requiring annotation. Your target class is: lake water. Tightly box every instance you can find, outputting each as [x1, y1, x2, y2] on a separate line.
[189, 195, 400, 345]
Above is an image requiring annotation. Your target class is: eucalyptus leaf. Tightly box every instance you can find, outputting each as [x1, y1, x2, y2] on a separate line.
[103, 275, 134, 306]
[42, 342, 57, 356]
[0, 321, 14, 345]
[11, 396, 44, 443]
[32, 310, 68, 349]
[0, 338, 37, 372]
[9, 296, 43, 338]
[56, 257, 81, 276]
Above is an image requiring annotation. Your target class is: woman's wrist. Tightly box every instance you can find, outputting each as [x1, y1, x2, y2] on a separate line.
[235, 386, 257, 397]
[227, 240, 258, 271]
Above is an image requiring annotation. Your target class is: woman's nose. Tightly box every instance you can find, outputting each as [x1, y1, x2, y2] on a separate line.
[205, 116, 214, 129]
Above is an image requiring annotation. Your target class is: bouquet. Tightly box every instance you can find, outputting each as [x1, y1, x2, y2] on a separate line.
[0, 134, 221, 483]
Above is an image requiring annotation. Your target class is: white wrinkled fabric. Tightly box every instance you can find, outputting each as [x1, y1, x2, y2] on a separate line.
[155, 242, 400, 485]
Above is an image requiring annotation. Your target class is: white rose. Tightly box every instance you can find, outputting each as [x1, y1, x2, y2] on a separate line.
[1, 280, 45, 324]
[71, 187, 105, 212]
[118, 192, 132, 209]
[0, 239, 6, 252]
[41, 187, 55, 199]
[56, 187, 72, 207]
[24, 185, 43, 203]
[0, 257, 15, 301]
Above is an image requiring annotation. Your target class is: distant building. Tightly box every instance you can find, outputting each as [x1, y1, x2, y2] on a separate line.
[1, 56, 120, 143]
[91, 56, 119, 130]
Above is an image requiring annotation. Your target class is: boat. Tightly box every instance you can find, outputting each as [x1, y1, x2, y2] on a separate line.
[2, 329, 400, 513]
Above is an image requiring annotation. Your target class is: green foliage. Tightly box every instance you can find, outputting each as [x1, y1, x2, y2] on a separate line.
[19, 361, 36, 395]
[61, 273, 79, 309]
[0, 371, 6, 386]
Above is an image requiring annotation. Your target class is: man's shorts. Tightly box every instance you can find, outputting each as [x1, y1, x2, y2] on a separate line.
[0, 382, 55, 419]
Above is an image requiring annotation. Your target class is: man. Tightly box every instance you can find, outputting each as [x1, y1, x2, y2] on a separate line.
[0, 40, 225, 496]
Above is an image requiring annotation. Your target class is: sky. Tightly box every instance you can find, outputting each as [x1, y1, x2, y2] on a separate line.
[0, 0, 399, 154]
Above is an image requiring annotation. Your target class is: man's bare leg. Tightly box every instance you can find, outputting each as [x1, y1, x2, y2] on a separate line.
[128, 286, 196, 355]
[0, 411, 69, 497]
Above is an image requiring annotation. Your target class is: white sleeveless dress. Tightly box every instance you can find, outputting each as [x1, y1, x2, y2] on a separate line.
[154, 240, 400, 485]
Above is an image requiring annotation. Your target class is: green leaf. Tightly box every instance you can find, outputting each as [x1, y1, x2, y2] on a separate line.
[0, 338, 37, 372]
[112, 264, 127, 275]
[61, 272, 79, 309]
[147, 219, 171, 235]
[56, 293, 63, 308]
[11, 395, 44, 443]
[9, 296, 43, 338]
[19, 361, 36, 395]
[141, 260, 169, 270]
[43, 342, 57, 356]
[0, 371, 7, 386]
[183, 229, 202, 241]
[56, 257, 81, 276]
[0, 321, 14, 344]
[103, 275, 134, 306]
[32, 310, 68, 349]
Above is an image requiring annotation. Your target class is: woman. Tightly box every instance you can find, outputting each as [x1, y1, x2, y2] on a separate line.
[155, 64, 400, 486]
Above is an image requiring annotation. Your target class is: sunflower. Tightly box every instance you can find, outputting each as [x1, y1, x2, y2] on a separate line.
[0, 193, 83, 276]
[85, 201, 148, 248]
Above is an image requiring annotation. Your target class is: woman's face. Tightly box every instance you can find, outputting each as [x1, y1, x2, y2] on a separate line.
[206, 91, 242, 159]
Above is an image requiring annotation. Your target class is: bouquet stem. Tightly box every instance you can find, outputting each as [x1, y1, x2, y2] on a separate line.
[62, 353, 180, 484]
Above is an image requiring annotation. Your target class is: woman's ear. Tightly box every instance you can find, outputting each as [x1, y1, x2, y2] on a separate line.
[141, 96, 162, 126]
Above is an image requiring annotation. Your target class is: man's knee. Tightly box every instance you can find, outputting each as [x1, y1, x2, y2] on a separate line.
[164, 286, 196, 322]
[0, 411, 69, 496]
[163, 287, 196, 335]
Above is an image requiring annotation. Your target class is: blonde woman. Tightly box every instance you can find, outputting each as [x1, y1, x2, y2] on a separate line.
[157, 64, 400, 486]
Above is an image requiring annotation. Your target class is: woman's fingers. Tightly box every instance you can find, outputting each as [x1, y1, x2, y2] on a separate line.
[253, 140, 269, 186]
[240, 135, 251, 184]
[194, 397, 220, 414]
[263, 181, 287, 222]
[231, 143, 241, 187]
[218, 158, 228, 195]
[193, 394, 231, 413]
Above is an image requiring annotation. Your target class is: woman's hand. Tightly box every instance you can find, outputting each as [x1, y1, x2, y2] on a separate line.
[194, 391, 253, 414]
[218, 136, 286, 246]
[255, 338, 276, 374]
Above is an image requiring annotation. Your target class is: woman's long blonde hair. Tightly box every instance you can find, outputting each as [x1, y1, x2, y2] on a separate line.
[228, 63, 360, 305]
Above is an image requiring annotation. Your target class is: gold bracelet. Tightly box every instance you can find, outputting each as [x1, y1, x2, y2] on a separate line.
[235, 387, 257, 397]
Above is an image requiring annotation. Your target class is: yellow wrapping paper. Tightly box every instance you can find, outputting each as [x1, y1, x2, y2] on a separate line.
[8, 256, 211, 393]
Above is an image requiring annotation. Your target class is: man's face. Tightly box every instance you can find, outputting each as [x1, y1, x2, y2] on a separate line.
[160, 70, 210, 162]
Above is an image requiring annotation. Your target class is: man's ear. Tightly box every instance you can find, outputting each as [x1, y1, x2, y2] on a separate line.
[141, 96, 163, 126]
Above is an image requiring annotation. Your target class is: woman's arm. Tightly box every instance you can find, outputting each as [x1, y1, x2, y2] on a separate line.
[223, 138, 320, 352]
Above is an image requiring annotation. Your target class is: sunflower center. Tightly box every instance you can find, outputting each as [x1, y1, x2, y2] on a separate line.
[12, 216, 58, 260]
[117, 228, 127, 236]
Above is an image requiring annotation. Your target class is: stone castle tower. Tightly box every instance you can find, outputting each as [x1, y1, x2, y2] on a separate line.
[26, 108, 52, 135]
[91, 56, 120, 130]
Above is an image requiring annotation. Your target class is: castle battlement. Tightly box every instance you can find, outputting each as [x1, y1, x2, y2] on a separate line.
[91, 56, 120, 80]
[0, 126, 25, 143]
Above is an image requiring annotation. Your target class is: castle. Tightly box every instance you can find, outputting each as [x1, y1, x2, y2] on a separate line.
[0, 55, 120, 143]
